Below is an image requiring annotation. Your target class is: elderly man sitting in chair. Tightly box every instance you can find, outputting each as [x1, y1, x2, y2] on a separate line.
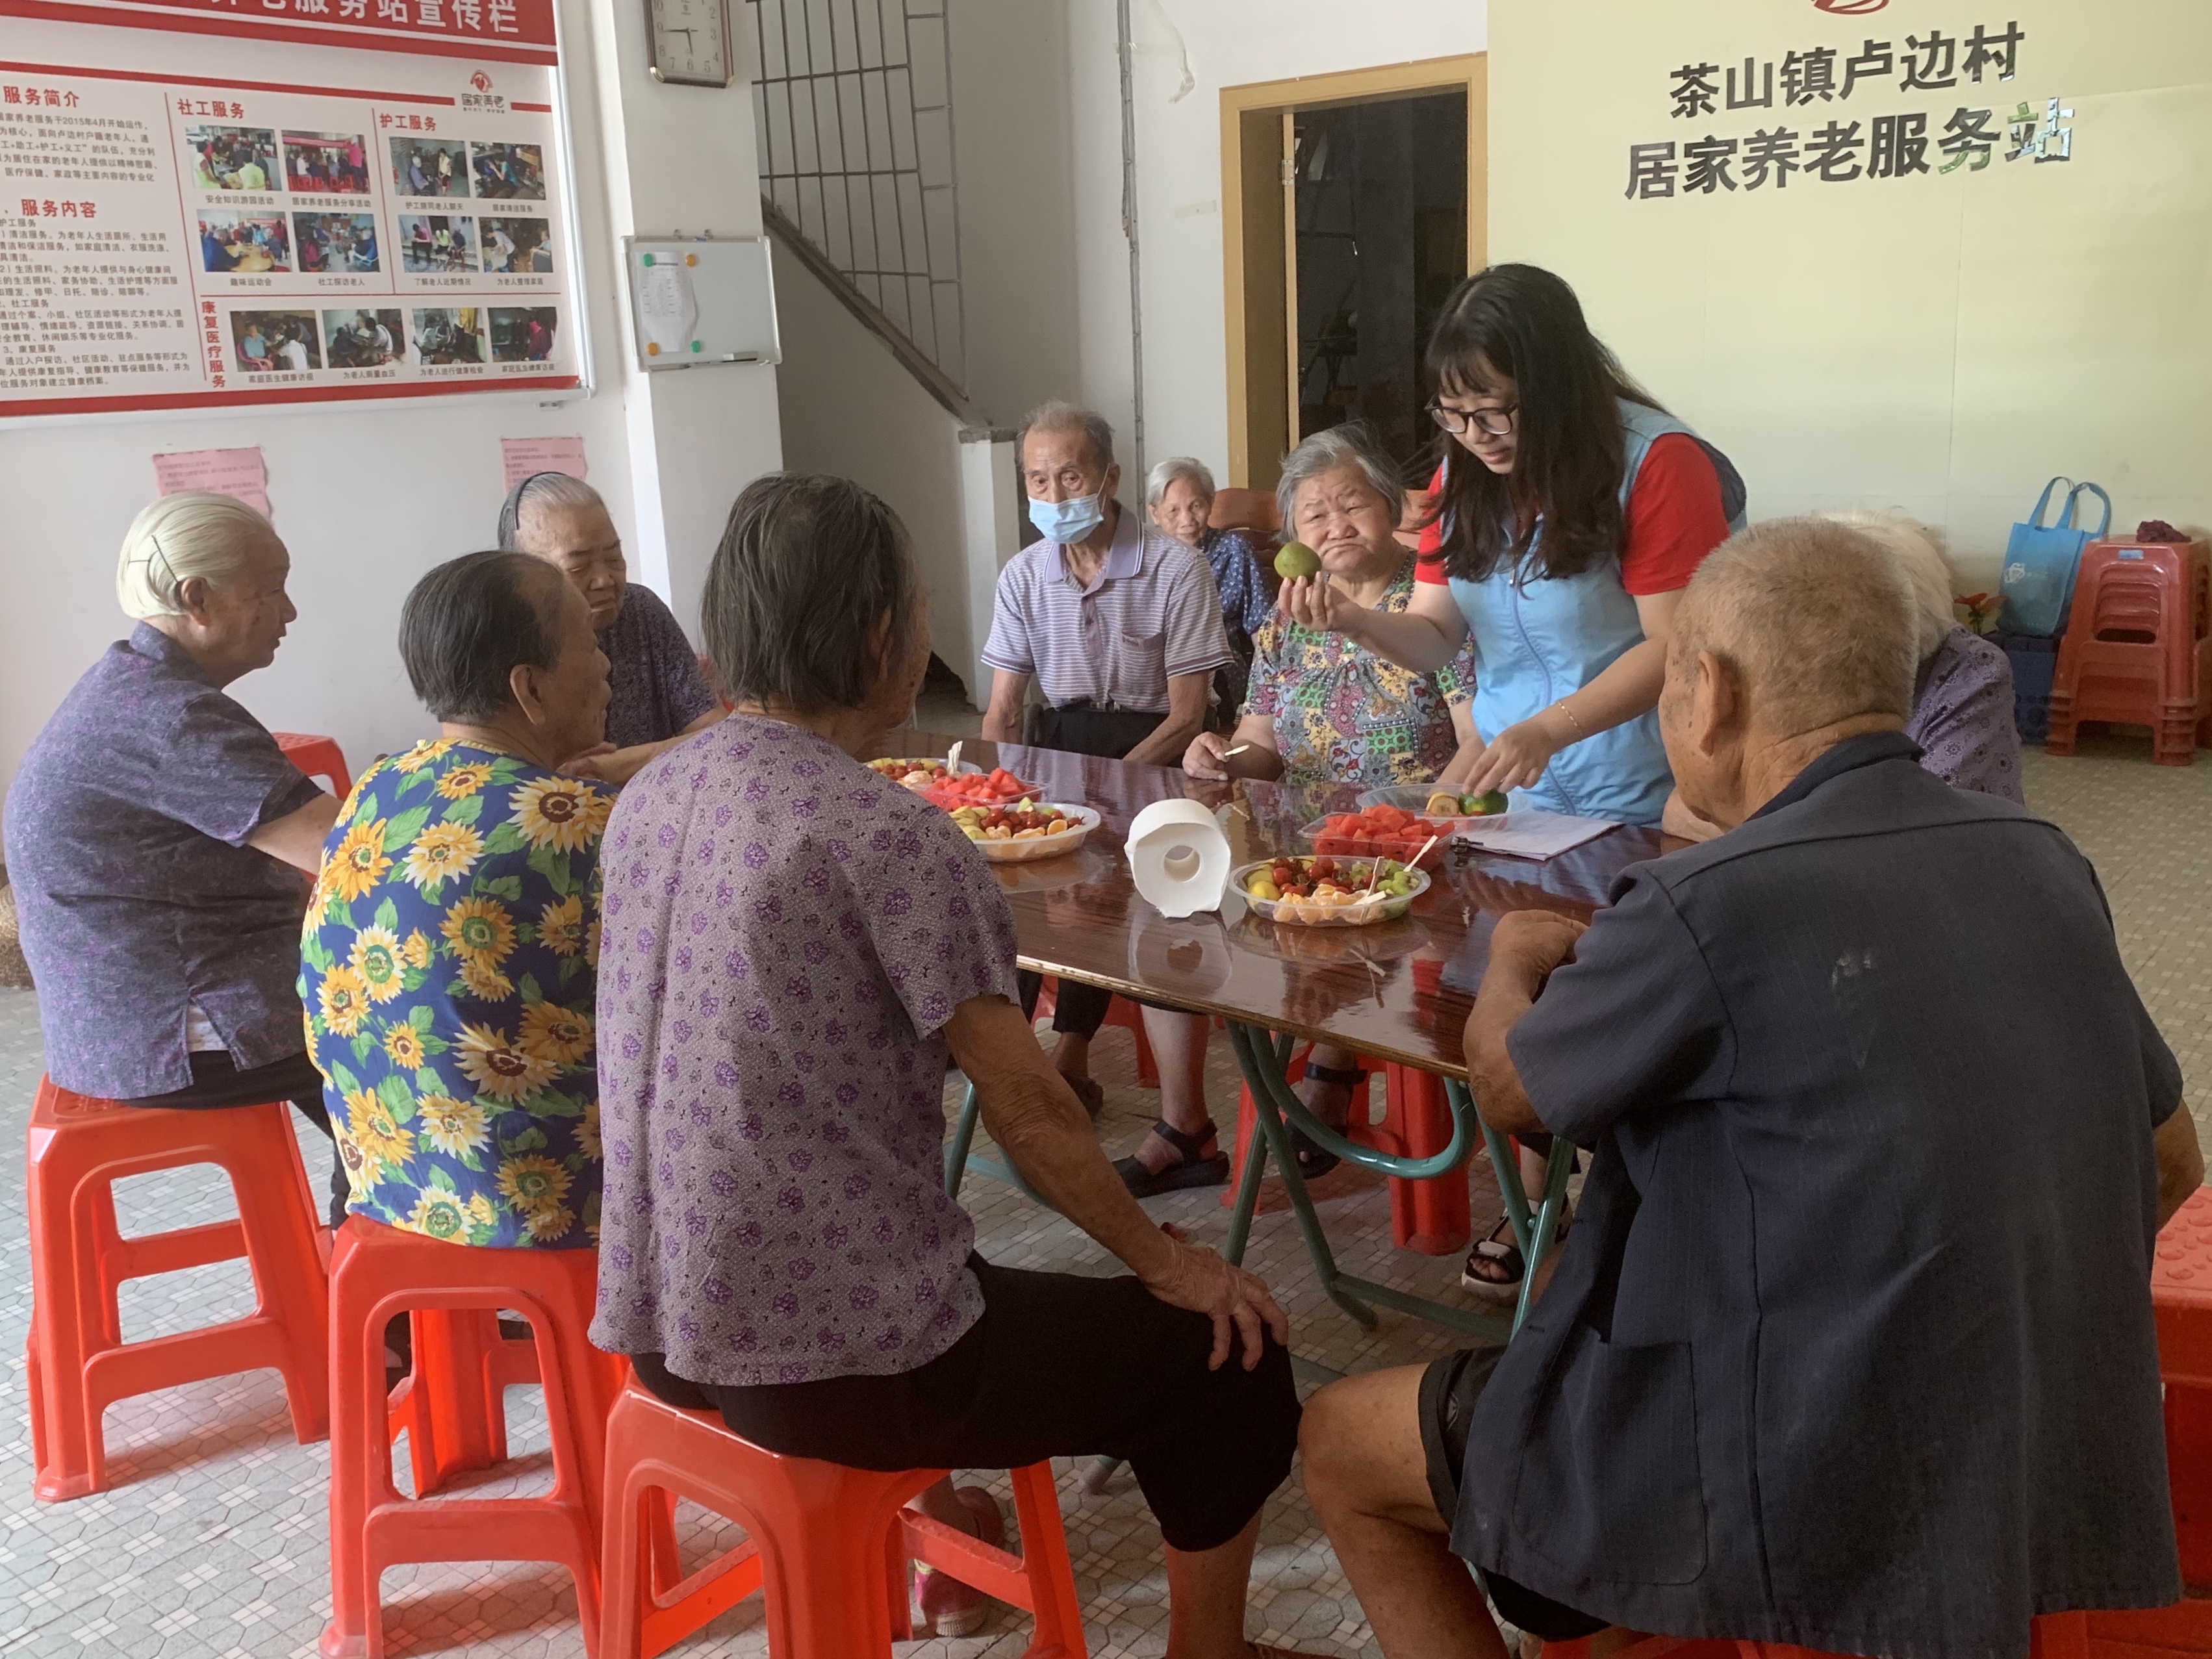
[1300, 518, 2200, 1659]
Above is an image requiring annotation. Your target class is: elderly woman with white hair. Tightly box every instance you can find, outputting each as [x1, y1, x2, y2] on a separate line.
[1147, 455, 1272, 716]
[4, 491, 348, 1217]
[1662, 507, 2021, 839]
[1122, 425, 1482, 1200]
[498, 470, 724, 785]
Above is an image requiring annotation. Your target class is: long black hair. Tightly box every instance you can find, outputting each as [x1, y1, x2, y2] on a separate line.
[1421, 264, 1664, 584]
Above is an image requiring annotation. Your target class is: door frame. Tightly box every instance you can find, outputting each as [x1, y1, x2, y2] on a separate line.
[1220, 54, 1487, 492]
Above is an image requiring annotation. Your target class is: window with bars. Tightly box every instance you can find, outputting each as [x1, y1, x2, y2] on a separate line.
[747, 0, 967, 391]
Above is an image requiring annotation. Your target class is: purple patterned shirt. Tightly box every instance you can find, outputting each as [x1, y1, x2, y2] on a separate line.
[598, 584, 720, 751]
[1908, 627, 2024, 804]
[588, 713, 1021, 1387]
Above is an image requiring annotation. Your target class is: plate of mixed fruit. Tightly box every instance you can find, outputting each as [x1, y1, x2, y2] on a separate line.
[1234, 854, 1430, 926]
[949, 801, 1102, 863]
[867, 755, 982, 792]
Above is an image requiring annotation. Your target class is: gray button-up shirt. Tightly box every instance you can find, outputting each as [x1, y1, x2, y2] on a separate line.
[5, 624, 324, 1098]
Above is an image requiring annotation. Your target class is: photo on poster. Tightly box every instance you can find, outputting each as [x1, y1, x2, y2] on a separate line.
[197, 213, 292, 273]
[187, 126, 280, 193]
[399, 214, 478, 273]
[413, 307, 487, 364]
[283, 131, 372, 196]
[390, 136, 471, 199]
[324, 309, 406, 368]
[295, 212, 381, 274]
[232, 310, 322, 372]
[479, 216, 553, 274]
[470, 142, 546, 201]
[490, 306, 558, 363]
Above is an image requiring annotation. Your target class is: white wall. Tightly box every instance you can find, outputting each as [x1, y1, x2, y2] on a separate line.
[0, 0, 782, 846]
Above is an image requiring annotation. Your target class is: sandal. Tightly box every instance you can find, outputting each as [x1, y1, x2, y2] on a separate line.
[1460, 1209, 1571, 1304]
[1115, 1119, 1230, 1198]
[1290, 1061, 1365, 1180]
[1062, 1073, 1105, 1121]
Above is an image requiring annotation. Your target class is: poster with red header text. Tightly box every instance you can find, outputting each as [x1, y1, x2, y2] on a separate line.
[0, 0, 578, 417]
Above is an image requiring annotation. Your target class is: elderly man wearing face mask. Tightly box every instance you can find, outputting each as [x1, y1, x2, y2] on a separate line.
[497, 472, 724, 786]
[979, 401, 1234, 1113]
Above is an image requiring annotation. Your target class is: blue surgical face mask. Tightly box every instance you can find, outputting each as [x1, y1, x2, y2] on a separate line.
[1028, 490, 1106, 544]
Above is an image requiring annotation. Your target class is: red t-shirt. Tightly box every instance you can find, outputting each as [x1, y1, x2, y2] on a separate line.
[1413, 433, 1729, 596]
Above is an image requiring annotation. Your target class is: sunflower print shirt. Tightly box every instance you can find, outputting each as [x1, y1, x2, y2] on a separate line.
[299, 739, 609, 1249]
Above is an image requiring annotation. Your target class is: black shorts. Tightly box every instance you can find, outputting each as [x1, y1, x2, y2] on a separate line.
[1420, 1348, 1607, 1641]
[634, 1253, 1299, 1554]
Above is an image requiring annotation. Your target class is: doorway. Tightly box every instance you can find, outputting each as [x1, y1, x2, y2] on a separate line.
[1221, 55, 1486, 494]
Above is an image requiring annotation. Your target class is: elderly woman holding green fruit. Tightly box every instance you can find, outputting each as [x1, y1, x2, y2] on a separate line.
[1119, 425, 1481, 1200]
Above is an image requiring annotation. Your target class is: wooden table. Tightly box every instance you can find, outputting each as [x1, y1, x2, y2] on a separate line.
[893, 733, 1671, 1347]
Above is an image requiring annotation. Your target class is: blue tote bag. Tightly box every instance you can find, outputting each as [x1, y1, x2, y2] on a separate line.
[2000, 477, 2111, 637]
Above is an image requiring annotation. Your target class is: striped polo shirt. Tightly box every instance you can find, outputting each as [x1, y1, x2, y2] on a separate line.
[981, 502, 1232, 711]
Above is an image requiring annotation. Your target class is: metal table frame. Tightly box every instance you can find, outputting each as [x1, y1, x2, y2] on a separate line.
[946, 1017, 1575, 1350]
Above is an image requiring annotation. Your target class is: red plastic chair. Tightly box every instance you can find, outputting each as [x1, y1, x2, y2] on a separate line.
[273, 731, 354, 798]
[597, 1373, 1087, 1659]
[1034, 979, 1160, 1090]
[2046, 541, 2212, 766]
[323, 1215, 624, 1658]
[1220, 1043, 1471, 1257]
[24, 1076, 330, 1501]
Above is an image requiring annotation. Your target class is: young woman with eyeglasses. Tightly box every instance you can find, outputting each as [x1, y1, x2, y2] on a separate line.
[1279, 262, 1746, 827]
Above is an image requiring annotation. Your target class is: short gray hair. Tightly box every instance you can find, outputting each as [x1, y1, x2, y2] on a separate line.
[498, 470, 605, 552]
[1017, 399, 1116, 475]
[1818, 507, 1955, 663]
[1275, 423, 1401, 534]
[115, 491, 278, 620]
[1146, 456, 1215, 508]
[702, 472, 919, 716]
[1674, 517, 1918, 732]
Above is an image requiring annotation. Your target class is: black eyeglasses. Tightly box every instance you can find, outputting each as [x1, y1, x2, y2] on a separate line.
[1427, 401, 1519, 438]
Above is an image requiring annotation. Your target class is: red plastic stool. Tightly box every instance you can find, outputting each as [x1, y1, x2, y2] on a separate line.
[24, 1076, 330, 1501]
[1035, 978, 1159, 1089]
[1221, 1045, 1471, 1256]
[2046, 541, 2211, 766]
[599, 1375, 1087, 1659]
[2156, 1189, 2212, 1597]
[273, 730, 354, 797]
[324, 1215, 624, 1658]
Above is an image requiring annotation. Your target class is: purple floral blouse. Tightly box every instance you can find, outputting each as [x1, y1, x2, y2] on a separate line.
[588, 713, 1022, 1387]
[1909, 627, 2024, 804]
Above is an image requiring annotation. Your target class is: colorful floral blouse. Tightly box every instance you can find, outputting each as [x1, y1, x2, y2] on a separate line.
[1244, 559, 1477, 787]
[299, 738, 609, 1249]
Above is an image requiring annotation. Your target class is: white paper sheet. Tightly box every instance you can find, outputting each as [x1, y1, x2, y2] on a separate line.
[1452, 810, 1618, 861]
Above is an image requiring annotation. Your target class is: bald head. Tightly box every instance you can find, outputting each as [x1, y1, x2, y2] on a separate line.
[1662, 518, 1918, 830]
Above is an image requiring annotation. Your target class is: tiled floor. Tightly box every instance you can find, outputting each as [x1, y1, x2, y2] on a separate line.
[1, 729, 2206, 1658]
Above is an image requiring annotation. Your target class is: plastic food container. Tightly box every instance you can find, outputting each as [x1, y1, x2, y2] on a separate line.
[1231, 857, 1430, 926]
[963, 805, 1102, 864]
[868, 757, 983, 793]
[1354, 782, 1514, 832]
[1301, 818, 1451, 870]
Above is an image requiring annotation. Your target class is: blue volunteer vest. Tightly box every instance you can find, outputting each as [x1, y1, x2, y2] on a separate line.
[1445, 399, 1747, 825]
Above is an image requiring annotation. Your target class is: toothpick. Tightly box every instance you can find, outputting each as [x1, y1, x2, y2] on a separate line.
[1223, 743, 1252, 757]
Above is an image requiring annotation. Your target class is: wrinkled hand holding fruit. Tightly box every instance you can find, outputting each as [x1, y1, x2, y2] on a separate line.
[1425, 789, 1510, 817]
[949, 802, 1074, 842]
[1246, 854, 1415, 906]
[1274, 540, 1322, 581]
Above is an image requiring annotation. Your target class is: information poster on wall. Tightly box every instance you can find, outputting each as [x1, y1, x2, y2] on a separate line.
[0, 0, 579, 417]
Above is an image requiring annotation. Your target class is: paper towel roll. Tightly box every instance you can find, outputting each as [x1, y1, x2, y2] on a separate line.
[1125, 798, 1232, 918]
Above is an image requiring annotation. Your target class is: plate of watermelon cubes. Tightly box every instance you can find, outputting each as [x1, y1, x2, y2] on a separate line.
[1303, 801, 1454, 868]
[922, 765, 1047, 813]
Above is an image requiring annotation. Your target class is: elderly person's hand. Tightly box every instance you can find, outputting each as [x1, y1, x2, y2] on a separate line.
[1136, 1239, 1290, 1371]
[1488, 909, 1588, 996]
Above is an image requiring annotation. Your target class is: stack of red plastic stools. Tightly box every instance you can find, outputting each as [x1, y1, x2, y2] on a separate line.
[24, 1076, 331, 1501]
[272, 731, 354, 798]
[1035, 978, 1160, 1089]
[597, 1373, 1087, 1659]
[2046, 540, 2211, 765]
[1221, 1044, 1471, 1257]
[323, 1215, 625, 1657]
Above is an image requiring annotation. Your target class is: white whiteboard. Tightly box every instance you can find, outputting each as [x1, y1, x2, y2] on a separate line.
[622, 236, 780, 372]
